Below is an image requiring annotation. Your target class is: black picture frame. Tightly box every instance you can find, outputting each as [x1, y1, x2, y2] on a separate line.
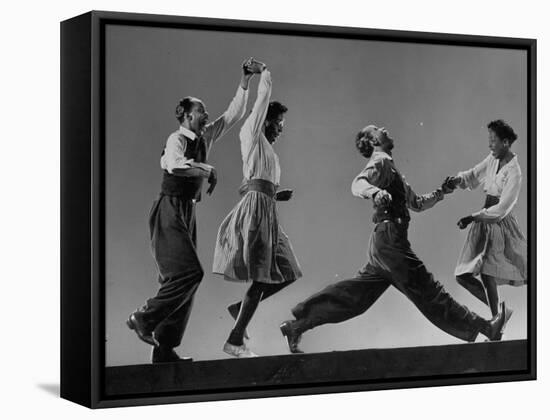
[60, 10, 536, 409]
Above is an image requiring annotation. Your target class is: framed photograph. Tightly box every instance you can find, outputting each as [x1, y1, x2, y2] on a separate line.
[61, 10, 536, 408]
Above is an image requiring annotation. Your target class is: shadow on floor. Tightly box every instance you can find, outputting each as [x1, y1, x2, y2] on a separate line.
[37, 383, 59, 397]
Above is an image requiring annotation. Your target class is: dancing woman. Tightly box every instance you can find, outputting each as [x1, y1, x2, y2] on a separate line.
[213, 61, 302, 358]
[448, 120, 526, 321]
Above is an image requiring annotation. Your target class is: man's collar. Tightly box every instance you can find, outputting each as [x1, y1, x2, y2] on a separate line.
[371, 150, 393, 161]
[178, 125, 197, 140]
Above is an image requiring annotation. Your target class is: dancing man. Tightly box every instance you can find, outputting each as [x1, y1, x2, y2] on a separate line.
[126, 59, 255, 363]
[280, 124, 510, 353]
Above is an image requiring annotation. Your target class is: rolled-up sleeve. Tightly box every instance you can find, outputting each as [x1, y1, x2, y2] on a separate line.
[405, 181, 444, 212]
[351, 157, 393, 199]
[161, 134, 193, 173]
[161, 134, 212, 178]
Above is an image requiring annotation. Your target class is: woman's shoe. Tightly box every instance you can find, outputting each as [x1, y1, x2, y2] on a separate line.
[223, 341, 258, 358]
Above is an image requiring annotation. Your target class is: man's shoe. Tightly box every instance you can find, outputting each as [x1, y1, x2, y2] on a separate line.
[151, 347, 193, 363]
[126, 312, 159, 347]
[493, 303, 514, 340]
[222, 342, 258, 358]
[486, 302, 513, 341]
[280, 320, 304, 354]
[227, 304, 250, 340]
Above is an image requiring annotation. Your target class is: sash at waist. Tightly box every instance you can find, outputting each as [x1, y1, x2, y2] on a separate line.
[160, 171, 203, 201]
[238, 179, 277, 199]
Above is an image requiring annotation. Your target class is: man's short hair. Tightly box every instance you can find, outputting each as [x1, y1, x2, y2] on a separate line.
[487, 119, 518, 144]
[355, 129, 374, 158]
[175, 97, 195, 123]
[266, 101, 288, 121]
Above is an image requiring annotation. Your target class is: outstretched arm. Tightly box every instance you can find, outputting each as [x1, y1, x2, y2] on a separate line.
[202, 59, 254, 149]
[405, 181, 445, 212]
[453, 154, 492, 190]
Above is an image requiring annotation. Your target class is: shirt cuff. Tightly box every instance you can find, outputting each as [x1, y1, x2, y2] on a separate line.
[196, 162, 213, 178]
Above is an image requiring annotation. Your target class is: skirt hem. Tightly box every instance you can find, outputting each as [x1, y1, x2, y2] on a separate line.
[212, 271, 301, 285]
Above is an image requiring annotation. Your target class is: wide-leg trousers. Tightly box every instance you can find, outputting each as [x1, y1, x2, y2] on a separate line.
[292, 221, 485, 342]
[138, 195, 203, 348]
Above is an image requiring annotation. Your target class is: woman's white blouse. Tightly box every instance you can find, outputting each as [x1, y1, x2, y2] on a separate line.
[239, 70, 281, 185]
[456, 153, 522, 222]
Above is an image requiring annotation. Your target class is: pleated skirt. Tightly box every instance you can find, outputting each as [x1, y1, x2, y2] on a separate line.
[455, 213, 527, 286]
[212, 190, 302, 284]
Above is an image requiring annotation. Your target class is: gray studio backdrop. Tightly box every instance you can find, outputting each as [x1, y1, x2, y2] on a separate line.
[105, 25, 527, 366]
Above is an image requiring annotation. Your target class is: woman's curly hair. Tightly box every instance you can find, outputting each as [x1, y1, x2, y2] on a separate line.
[487, 119, 518, 144]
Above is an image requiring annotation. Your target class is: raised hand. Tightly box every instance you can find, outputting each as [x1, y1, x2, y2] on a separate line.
[374, 190, 392, 206]
[206, 167, 218, 195]
[247, 58, 266, 74]
[276, 189, 293, 202]
[242, 57, 254, 76]
[240, 58, 256, 90]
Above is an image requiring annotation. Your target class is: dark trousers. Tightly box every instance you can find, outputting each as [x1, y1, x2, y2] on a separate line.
[139, 195, 203, 348]
[292, 221, 485, 342]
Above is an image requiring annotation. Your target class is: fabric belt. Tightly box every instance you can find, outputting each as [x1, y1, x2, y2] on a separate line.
[238, 179, 277, 199]
[377, 217, 409, 227]
[159, 191, 198, 200]
[160, 171, 202, 200]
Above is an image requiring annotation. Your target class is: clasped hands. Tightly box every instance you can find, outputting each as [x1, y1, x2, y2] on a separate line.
[242, 57, 266, 76]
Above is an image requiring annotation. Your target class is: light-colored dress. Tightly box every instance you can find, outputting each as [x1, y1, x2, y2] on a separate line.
[212, 70, 302, 284]
[454, 153, 527, 286]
